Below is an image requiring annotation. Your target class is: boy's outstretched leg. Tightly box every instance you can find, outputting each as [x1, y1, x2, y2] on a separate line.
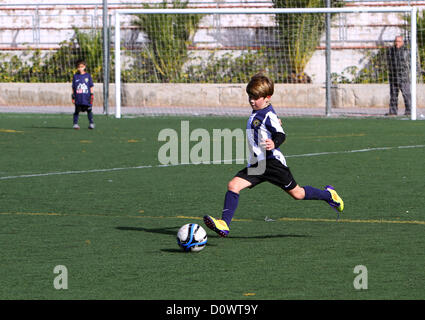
[204, 177, 251, 237]
[287, 185, 344, 213]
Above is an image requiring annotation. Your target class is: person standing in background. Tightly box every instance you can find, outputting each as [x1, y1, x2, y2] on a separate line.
[386, 36, 412, 116]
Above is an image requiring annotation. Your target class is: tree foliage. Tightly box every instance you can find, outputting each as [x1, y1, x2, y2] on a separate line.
[0, 28, 107, 82]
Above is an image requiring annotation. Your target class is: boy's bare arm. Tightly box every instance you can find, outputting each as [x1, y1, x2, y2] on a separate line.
[262, 139, 275, 151]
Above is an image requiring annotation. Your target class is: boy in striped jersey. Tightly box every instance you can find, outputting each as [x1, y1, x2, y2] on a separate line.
[204, 73, 344, 237]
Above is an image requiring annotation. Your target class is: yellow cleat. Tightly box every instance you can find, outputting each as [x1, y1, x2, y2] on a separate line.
[325, 185, 344, 213]
[203, 215, 230, 237]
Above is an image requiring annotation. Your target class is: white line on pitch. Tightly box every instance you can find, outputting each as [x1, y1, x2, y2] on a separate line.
[0, 144, 424, 181]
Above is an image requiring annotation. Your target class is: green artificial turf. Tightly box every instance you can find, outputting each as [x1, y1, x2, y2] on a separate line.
[0, 114, 424, 299]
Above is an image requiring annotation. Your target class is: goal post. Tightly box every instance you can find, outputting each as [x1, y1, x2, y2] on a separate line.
[115, 10, 121, 119]
[114, 6, 418, 120]
[411, 6, 418, 121]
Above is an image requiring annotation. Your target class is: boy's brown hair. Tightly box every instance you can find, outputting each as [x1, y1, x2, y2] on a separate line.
[76, 59, 87, 67]
[246, 73, 274, 99]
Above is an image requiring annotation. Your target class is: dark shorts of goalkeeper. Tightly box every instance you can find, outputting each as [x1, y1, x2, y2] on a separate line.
[235, 159, 298, 191]
[74, 104, 92, 113]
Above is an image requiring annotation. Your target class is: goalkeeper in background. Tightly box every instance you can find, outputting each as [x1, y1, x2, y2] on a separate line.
[72, 60, 95, 129]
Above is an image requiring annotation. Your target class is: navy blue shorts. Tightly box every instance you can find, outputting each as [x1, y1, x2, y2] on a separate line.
[235, 159, 297, 191]
[74, 104, 92, 113]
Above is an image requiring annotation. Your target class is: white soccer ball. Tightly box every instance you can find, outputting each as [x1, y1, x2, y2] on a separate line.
[177, 223, 207, 252]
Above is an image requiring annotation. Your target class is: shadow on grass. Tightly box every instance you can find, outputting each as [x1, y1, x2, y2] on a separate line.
[231, 234, 311, 239]
[115, 226, 311, 240]
[26, 126, 74, 130]
[116, 226, 178, 236]
[116, 226, 216, 254]
[160, 248, 186, 253]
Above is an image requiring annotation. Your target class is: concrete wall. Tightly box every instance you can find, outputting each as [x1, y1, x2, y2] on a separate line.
[1, 82, 423, 109]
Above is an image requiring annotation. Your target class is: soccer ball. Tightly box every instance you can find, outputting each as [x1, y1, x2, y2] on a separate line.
[177, 223, 207, 252]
